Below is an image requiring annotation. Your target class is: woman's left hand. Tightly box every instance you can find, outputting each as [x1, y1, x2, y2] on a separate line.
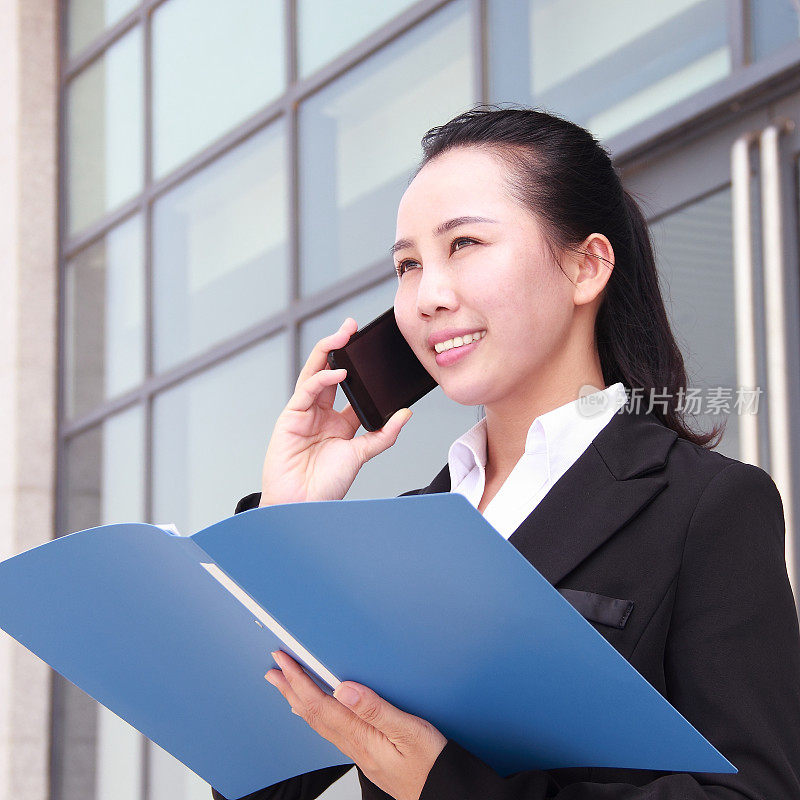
[266, 650, 447, 800]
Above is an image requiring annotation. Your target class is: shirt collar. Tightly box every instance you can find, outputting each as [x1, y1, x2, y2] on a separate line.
[448, 415, 488, 490]
[447, 382, 628, 491]
[536, 382, 628, 480]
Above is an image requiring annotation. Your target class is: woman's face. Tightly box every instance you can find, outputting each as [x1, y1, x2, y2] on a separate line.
[393, 146, 584, 410]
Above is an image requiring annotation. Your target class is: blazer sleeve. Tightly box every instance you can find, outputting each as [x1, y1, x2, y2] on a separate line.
[210, 767, 353, 800]
[235, 492, 262, 513]
[417, 462, 800, 800]
[209, 491, 354, 800]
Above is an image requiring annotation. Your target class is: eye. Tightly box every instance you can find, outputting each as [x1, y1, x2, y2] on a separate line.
[395, 258, 419, 278]
[451, 236, 477, 252]
[394, 237, 479, 277]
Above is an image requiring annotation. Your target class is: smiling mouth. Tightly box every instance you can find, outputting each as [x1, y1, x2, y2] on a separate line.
[433, 330, 486, 353]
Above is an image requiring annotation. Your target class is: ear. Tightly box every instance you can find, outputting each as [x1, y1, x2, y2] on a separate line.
[572, 233, 614, 307]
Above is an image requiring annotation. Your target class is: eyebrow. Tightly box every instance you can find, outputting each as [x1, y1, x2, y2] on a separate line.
[389, 216, 499, 256]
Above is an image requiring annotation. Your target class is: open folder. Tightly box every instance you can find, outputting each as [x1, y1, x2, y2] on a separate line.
[0, 494, 734, 799]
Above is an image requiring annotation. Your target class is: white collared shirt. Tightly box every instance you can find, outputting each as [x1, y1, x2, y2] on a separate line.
[447, 383, 629, 539]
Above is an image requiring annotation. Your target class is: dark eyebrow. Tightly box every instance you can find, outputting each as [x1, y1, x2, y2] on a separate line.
[389, 216, 499, 256]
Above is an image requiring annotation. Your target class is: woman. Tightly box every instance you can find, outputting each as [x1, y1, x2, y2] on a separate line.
[214, 107, 800, 799]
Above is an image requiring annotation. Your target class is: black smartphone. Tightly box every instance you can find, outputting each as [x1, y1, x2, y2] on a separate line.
[327, 308, 437, 432]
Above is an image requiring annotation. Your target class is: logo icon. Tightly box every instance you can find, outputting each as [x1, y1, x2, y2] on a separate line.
[576, 384, 608, 417]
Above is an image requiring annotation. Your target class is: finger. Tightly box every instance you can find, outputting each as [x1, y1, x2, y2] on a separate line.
[271, 651, 360, 749]
[333, 681, 427, 750]
[287, 369, 347, 414]
[339, 402, 361, 433]
[265, 668, 303, 714]
[353, 408, 413, 464]
[295, 318, 358, 391]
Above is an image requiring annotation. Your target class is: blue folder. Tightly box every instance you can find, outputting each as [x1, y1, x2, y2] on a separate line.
[0, 494, 734, 799]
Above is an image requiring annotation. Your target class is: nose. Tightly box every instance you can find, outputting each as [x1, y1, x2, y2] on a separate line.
[415, 262, 459, 318]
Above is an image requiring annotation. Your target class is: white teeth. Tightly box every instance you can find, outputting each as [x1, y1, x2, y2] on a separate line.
[434, 330, 486, 354]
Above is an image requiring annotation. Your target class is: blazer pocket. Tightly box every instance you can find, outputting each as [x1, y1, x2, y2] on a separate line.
[558, 588, 634, 629]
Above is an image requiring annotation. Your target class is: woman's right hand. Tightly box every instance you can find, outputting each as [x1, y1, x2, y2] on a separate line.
[259, 318, 413, 506]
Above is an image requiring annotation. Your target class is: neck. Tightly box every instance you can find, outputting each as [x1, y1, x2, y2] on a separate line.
[482, 351, 606, 485]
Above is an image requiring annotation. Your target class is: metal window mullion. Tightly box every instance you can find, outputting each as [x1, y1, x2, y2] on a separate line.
[61, 102, 286, 258]
[142, 3, 155, 796]
[65, 0, 452, 134]
[142, 0, 154, 550]
[759, 122, 796, 596]
[730, 132, 760, 467]
[67, 0, 450, 85]
[287, 0, 297, 86]
[472, 0, 487, 104]
[60, 0, 468, 423]
[728, 0, 749, 70]
[53, 4, 470, 800]
[287, 0, 452, 99]
[52, 0, 70, 797]
[63, 201, 142, 260]
[58, 252, 397, 439]
[611, 42, 800, 170]
[63, 0, 174, 79]
[61, 0, 484, 261]
[63, 10, 140, 79]
[54, 0, 70, 540]
[287, 0, 301, 389]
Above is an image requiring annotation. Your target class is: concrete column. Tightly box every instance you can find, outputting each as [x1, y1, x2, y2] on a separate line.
[0, 0, 59, 798]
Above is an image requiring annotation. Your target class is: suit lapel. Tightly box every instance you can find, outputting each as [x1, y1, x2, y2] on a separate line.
[420, 463, 450, 495]
[418, 409, 678, 586]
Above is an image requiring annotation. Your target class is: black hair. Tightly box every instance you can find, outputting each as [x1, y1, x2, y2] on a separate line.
[414, 104, 724, 449]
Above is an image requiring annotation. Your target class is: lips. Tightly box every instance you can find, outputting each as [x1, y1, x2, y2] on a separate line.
[434, 334, 483, 366]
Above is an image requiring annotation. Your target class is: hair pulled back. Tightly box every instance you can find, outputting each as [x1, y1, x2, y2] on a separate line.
[415, 105, 723, 449]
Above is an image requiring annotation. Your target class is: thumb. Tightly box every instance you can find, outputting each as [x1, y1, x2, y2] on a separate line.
[354, 408, 413, 463]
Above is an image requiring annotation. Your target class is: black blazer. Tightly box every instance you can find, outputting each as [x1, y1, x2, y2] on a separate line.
[213, 408, 800, 800]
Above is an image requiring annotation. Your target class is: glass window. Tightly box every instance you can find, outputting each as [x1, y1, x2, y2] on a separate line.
[347, 378, 480, 500]
[59, 406, 146, 800]
[297, 0, 417, 77]
[63, 405, 145, 536]
[64, 215, 144, 419]
[96, 706, 144, 800]
[299, 280, 398, 393]
[300, 280, 479, 500]
[488, 0, 730, 142]
[53, 680, 98, 800]
[152, 124, 288, 373]
[147, 741, 208, 800]
[649, 188, 769, 463]
[67, 0, 139, 57]
[298, 0, 473, 298]
[151, 334, 289, 537]
[152, 0, 285, 177]
[66, 26, 143, 235]
[750, 0, 800, 62]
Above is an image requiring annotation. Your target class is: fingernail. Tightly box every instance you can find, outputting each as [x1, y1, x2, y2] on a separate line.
[334, 685, 361, 706]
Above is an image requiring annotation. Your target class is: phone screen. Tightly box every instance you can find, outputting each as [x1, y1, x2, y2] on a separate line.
[328, 308, 437, 431]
